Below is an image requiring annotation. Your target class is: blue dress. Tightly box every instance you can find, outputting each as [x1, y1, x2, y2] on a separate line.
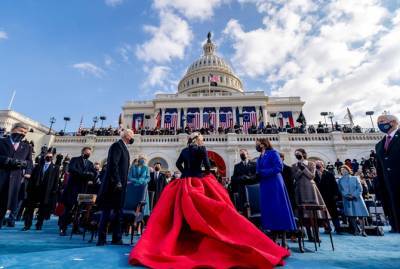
[338, 175, 369, 217]
[128, 165, 151, 216]
[257, 149, 297, 231]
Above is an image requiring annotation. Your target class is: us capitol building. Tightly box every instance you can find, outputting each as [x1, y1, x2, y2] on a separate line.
[0, 34, 383, 178]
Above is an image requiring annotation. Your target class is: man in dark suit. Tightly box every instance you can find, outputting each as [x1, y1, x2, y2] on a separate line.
[314, 160, 341, 233]
[96, 129, 133, 245]
[23, 151, 60, 230]
[0, 123, 33, 228]
[279, 152, 296, 210]
[375, 114, 400, 233]
[230, 149, 257, 212]
[59, 146, 96, 235]
[149, 162, 167, 209]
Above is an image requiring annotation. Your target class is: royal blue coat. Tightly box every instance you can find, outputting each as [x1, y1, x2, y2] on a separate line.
[256, 149, 297, 231]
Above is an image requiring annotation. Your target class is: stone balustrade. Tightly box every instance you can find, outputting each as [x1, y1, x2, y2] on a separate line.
[48, 132, 384, 177]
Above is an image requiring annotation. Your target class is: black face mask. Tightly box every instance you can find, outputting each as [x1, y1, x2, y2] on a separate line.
[82, 153, 90, 159]
[128, 138, 134, 144]
[240, 153, 247, 161]
[295, 154, 303, 160]
[11, 133, 25, 142]
[154, 167, 160, 171]
[45, 156, 53, 162]
[316, 165, 321, 170]
[256, 145, 262, 152]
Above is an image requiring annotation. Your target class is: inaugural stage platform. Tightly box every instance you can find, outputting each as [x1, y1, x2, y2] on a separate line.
[0, 219, 399, 269]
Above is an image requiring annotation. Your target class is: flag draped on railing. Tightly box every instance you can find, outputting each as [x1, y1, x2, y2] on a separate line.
[258, 106, 264, 128]
[187, 108, 200, 129]
[164, 108, 178, 129]
[155, 109, 161, 129]
[242, 106, 257, 133]
[278, 111, 294, 128]
[203, 107, 217, 128]
[219, 107, 233, 129]
[132, 113, 144, 131]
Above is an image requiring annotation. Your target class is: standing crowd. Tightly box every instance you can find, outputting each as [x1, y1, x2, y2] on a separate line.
[0, 113, 399, 250]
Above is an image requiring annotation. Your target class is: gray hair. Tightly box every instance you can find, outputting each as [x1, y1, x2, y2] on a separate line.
[378, 114, 399, 124]
[120, 129, 134, 138]
[11, 122, 28, 131]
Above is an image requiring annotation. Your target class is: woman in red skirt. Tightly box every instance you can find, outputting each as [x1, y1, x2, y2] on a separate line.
[129, 132, 290, 269]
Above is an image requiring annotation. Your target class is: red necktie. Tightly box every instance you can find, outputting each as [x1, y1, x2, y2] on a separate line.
[384, 135, 392, 151]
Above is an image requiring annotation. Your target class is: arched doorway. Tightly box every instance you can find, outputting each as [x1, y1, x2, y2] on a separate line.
[207, 151, 226, 177]
[148, 157, 169, 171]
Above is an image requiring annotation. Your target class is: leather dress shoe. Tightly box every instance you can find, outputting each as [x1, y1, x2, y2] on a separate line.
[96, 240, 106, 246]
[22, 227, 30, 231]
[111, 239, 124, 245]
[59, 229, 67, 236]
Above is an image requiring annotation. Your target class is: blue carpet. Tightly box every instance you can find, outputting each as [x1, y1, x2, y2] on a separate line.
[0, 219, 399, 269]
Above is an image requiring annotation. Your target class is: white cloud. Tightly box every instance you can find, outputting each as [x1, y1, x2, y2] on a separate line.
[143, 65, 171, 87]
[105, 0, 123, 7]
[153, 0, 229, 20]
[136, 11, 193, 63]
[224, 0, 400, 126]
[72, 62, 105, 78]
[117, 44, 133, 63]
[0, 30, 8, 40]
[104, 55, 114, 67]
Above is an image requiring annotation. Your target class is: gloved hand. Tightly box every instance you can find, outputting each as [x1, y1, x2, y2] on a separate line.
[83, 171, 95, 179]
[7, 158, 28, 169]
[114, 182, 123, 192]
[297, 162, 305, 170]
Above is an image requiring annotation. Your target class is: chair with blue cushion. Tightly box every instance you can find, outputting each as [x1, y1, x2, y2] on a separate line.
[244, 184, 261, 226]
[123, 182, 147, 244]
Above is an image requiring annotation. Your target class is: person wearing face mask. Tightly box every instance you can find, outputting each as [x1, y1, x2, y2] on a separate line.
[96, 129, 133, 246]
[314, 160, 341, 234]
[255, 138, 297, 248]
[0, 122, 33, 228]
[148, 162, 167, 209]
[59, 146, 96, 236]
[22, 152, 60, 231]
[129, 133, 290, 269]
[375, 113, 400, 233]
[127, 155, 150, 216]
[292, 148, 327, 242]
[338, 165, 369, 236]
[230, 149, 257, 213]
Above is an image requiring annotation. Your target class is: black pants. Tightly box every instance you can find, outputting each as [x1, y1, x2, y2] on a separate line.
[24, 203, 50, 229]
[98, 208, 123, 243]
[59, 204, 74, 231]
[0, 178, 9, 226]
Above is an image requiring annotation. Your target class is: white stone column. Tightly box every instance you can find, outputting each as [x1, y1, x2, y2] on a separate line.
[233, 107, 237, 126]
[177, 108, 181, 129]
[262, 106, 268, 126]
[216, 107, 220, 129]
[161, 108, 166, 128]
[184, 108, 188, 128]
[200, 107, 204, 128]
[239, 106, 243, 126]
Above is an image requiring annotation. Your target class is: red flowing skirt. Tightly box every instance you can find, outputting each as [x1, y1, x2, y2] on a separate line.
[129, 175, 290, 269]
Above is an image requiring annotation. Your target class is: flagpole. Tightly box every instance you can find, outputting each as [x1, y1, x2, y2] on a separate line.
[8, 90, 16, 110]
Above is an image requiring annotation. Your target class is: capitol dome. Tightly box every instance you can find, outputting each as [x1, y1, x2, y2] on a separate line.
[178, 33, 243, 95]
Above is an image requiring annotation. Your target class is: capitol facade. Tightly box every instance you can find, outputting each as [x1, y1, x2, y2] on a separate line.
[0, 34, 383, 178]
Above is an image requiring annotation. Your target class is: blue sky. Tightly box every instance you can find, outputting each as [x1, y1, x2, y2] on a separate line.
[1, 0, 400, 131]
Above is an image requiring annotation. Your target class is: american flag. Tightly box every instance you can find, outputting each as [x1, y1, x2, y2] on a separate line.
[155, 109, 161, 129]
[132, 113, 144, 131]
[278, 111, 294, 128]
[209, 74, 219, 86]
[203, 112, 217, 128]
[164, 113, 177, 129]
[187, 112, 200, 129]
[219, 112, 233, 129]
[243, 109, 257, 133]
